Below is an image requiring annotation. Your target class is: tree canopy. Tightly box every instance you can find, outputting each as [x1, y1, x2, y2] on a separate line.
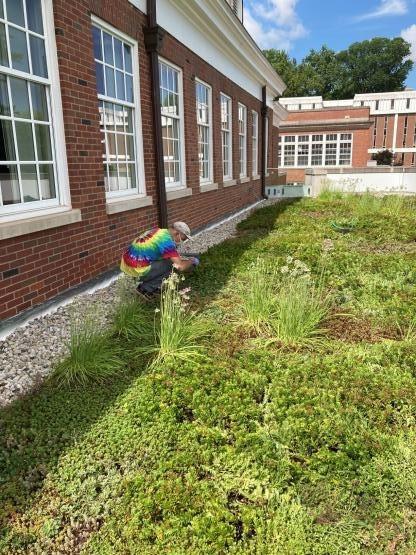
[264, 37, 414, 99]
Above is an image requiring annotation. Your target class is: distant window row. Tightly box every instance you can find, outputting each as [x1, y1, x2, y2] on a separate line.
[278, 133, 352, 167]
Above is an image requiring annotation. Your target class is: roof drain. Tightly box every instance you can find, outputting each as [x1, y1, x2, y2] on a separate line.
[144, 0, 168, 227]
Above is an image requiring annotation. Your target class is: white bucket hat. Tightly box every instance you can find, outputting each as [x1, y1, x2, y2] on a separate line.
[173, 221, 193, 241]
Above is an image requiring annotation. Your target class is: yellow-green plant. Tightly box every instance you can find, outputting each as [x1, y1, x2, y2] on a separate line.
[139, 273, 209, 368]
[238, 257, 279, 335]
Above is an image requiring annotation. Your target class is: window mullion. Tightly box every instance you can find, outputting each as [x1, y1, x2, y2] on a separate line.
[27, 78, 42, 200]
[6, 75, 24, 204]
[22, 0, 33, 75]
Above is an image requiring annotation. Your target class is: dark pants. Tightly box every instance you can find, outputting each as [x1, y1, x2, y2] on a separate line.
[138, 254, 199, 293]
[139, 259, 173, 293]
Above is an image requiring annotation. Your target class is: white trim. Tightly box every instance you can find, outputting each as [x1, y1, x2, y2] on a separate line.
[91, 15, 146, 200]
[265, 117, 269, 175]
[220, 92, 233, 181]
[195, 77, 213, 186]
[127, 0, 147, 13]
[159, 56, 187, 190]
[157, 0, 286, 101]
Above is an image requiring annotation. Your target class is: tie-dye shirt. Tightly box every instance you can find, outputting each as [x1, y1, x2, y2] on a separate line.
[120, 228, 179, 277]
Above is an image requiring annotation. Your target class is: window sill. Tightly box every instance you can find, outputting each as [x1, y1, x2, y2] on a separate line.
[166, 187, 192, 201]
[0, 208, 82, 241]
[106, 195, 153, 215]
[223, 179, 237, 187]
[239, 176, 250, 184]
[200, 182, 219, 193]
[252, 174, 261, 181]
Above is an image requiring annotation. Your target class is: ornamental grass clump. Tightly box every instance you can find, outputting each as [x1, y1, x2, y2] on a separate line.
[53, 312, 122, 387]
[270, 257, 331, 346]
[239, 257, 279, 335]
[140, 272, 208, 369]
[112, 279, 152, 341]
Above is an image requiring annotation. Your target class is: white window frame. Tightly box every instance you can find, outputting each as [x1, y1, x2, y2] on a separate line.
[238, 102, 247, 178]
[220, 92, 232, 181]
[92, 15, 145, 200]
[279, 133, 353, 168]
[195, 77, 213, 185]
[159, 57, 186, 190]
[0, 0, 70, 221]
[252, 110, 258, 176]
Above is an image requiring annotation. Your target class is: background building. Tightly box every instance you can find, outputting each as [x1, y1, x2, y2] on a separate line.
[0, 0, 286, 321]
[278, 90, 416, 184]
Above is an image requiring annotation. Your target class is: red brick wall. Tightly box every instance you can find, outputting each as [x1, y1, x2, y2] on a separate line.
[0, 0, 271, 320]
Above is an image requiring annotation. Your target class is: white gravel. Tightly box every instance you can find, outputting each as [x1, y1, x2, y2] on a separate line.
[0, 199, 278, 408]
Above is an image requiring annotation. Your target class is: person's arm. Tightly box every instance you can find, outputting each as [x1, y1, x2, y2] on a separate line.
[171, 256, 198, 271]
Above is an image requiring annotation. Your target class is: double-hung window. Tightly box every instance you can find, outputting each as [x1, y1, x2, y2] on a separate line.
[0, 0, 68, 217]
[159, 59, 185, 188]
[252, 111, 258, 176]
[220, 93, 232, 180]
[196, 79, 212, 184]
[92, 19, 143, 198]
[238, 103, 247, 177]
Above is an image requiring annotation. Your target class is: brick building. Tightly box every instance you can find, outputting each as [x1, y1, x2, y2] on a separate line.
[0, 0, 286, 320]
[278, 90, 416, 183]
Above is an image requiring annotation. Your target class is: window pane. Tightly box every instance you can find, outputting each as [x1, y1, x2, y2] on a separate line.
[95, 62, 104, 95]
[30, 82, 48, 121]
[106, 132, 116, 161]
[114, 38, 123, 70]
[26, 0, 44, 34]
[9, 27, 29, 73]
[125, 74, 133, 103]
[126, 134, 135, 161]
[116, 70, 124, 100]
[118, 163, 128, 190]
[0, 2, 3, 18]
[103, 32, 113, 65]
[127, 163, 136, 188]
[124, 44, 132, 73]
[0, 74, 10, 116]
[92, 26, 102, 61]
[39, 164, 55, 199]
[104, 102, 115, 131]
[21, 164, 39, 202]
[15, 121, 35, 160]
[107, 164, 117, 191]
[35, 124, 52, 160]
[6, 0, 25, 27]
[0, 23, 9, 67]
[30, 35, 47, 78]
[10, 77, 30, 119]
[0, 164, 20, 204]
[0, 120, 16, 160]
[125, 107, 133, 133]
[116, 133, 126, 161]
[114, 103, 125, 131]
[105, 66, 115, 98]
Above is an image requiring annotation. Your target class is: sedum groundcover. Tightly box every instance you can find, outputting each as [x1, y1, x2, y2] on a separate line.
[1, 196, 416, 554]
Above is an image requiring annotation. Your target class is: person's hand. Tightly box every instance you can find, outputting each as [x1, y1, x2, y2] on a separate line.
[191, 256, 200, 266]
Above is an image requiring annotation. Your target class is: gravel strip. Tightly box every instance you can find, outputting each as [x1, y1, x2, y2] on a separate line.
[0, 199, 278, 408]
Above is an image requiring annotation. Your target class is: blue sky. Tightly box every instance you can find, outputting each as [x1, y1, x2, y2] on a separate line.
[244, 0, 416, 89]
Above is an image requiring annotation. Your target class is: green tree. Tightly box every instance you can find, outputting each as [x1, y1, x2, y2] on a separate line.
[264, 37, 413, 100]
[301, 46, 344, 99]
[335, 37, 413, 98]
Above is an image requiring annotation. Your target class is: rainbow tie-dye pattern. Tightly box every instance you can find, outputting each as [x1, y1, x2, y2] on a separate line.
[120, 228, 179, 277]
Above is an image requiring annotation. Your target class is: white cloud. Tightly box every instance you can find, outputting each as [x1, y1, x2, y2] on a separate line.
[356, 0, 408, 21]
[244, 0, 307, 50]
[401, 24, 416, 61]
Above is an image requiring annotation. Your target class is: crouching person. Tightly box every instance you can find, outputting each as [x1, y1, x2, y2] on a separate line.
[120, 221, 200, 301]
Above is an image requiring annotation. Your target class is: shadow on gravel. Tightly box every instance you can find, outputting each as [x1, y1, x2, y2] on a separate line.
[0, 199, 298, 535]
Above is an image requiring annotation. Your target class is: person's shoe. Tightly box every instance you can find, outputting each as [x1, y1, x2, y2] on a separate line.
[135, 286, 156, 302]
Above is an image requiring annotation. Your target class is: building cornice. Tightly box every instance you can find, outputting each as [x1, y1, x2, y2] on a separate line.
[163, 0, 286, 100]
